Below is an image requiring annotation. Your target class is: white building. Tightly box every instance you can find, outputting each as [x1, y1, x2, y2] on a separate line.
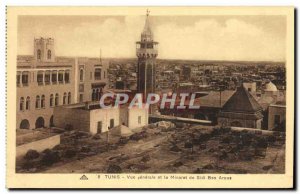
[53, 102, 149, 134]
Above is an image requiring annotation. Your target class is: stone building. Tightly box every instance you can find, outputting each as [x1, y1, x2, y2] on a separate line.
[218, 86, 264, 129]
[53, 102, 149, 134]
[268, 103, 286, 131]
[17, 37, 108, 130]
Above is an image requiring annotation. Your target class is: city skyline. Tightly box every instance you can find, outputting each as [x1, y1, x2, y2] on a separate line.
[17, 15, 286, 62]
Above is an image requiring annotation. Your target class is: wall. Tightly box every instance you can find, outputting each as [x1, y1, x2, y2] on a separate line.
[128, 106, 148, 129]
[53, 106, 90, 132]
[16, 134, 60, 159]
[218, 117, 260, 129]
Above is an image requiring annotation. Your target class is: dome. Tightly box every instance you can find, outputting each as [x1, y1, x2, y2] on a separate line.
[265, 81, 278, 92]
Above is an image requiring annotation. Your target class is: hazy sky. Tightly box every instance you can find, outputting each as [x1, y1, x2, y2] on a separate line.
[18, 15, 286, 61]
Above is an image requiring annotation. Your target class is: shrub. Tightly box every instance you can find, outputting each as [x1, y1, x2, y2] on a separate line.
[107, 164, 122, 173]
[41, 149, 60, 166]
[24, 149, 40, 160]
[64, 149, 77, 158]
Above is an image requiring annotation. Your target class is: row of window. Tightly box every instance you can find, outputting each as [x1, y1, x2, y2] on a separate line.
[19, 92, 71, 111]
[17, 70, 70, 87]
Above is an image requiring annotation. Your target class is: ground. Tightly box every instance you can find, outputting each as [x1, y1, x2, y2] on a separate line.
[16, 123, 285, 174]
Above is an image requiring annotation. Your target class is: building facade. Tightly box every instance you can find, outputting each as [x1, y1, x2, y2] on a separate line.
[17, 37, 108, 130]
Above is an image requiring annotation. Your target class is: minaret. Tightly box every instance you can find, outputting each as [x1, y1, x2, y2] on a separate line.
[136, 10, 158, 101]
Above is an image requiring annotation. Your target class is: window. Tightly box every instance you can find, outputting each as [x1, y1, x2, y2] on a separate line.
[248, 88, 251, 92]
[22, 71, 29, 86]
[79, 84, 84, 92]
[25, 97, 30, 110]
[97, 121, 102, 133]
[20, 97, 24, 111]
[37, 49, 41, 60]
[50, 94, 54, 107]
[35, 95, 40, 109]
[17, 72, 21, 87]
[47, 50, 51, 60]
[274, 115, 280, 125]
[45, 71, 51, 85]
[58, 71, 64, 84]
[37, 71, 44, 85]
[109, 119, 114, 129]
[65, 70, 70, 83]
[52, 70, 57, 84]
[41, 95, 45, 108]
[68, 92, 71, 104]
[80, 69, 84, 82]
[63, 93, 67, 105]
[79, 94, 83, 103]
[94, 68, 101, 80]
[104, 71, 106, 79]
[55, 93, 59, 106]
[92, 89, 95, 101]
[138, 116, 142, 124]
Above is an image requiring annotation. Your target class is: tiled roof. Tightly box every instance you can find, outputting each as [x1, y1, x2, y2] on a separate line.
[221, 86, 263, 113]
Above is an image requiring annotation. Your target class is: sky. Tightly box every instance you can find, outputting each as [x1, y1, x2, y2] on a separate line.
[17, 15, 286, 61]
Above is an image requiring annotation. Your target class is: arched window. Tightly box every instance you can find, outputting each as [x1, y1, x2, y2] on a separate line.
[55, 93, 59, 106]
[50, 94, 54, 107]
[20, 97, 24, 111]
[63, 92, 67, 105]
[35, 95, 40, 109]
[47, 50, 51, 60]
[80, 69, 84, 82]
[68, 92, 71, 104]
[37, 49, 41, 60]
[41, 95, 45, 108]
[25, 96, 30, 110]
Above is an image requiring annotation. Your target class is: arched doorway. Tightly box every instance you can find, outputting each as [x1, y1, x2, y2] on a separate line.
[20, 119, 30, 129]
[230, 121, 242, 127]
[50, 115, 54, 127]
[35, 117, 45, 129]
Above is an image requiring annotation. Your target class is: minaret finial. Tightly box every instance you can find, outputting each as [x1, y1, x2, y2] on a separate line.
[146, 9, 150, 17]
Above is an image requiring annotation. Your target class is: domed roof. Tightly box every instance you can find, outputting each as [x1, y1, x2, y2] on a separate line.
[265, 81, 278, 92]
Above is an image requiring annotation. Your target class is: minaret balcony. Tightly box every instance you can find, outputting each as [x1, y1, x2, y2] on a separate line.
[136, 48, 158, 58]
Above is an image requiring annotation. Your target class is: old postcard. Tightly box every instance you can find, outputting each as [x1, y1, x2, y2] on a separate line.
[6, 6, 294, 188]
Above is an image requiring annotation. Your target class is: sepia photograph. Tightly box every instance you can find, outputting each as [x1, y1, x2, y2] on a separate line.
[6, 6, 294, 188]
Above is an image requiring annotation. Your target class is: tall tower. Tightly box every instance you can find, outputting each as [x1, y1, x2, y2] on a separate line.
[136, 10, 158, 100]
[34, 37, 55, 62]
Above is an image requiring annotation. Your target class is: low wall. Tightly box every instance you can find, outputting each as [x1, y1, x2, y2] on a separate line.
[16, 134, 61, 158]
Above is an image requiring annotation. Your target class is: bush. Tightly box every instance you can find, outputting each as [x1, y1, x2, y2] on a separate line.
[64, 149, 77, 158]
[24, 149, 40, 160]
[254, 137, 268, 149]
[22, 161, 34, 170]
[41, 149, 60, 166]
[107, 164, 122, 173]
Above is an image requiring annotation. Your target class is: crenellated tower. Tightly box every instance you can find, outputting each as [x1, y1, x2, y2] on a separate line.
[136, 10, 158, 100]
